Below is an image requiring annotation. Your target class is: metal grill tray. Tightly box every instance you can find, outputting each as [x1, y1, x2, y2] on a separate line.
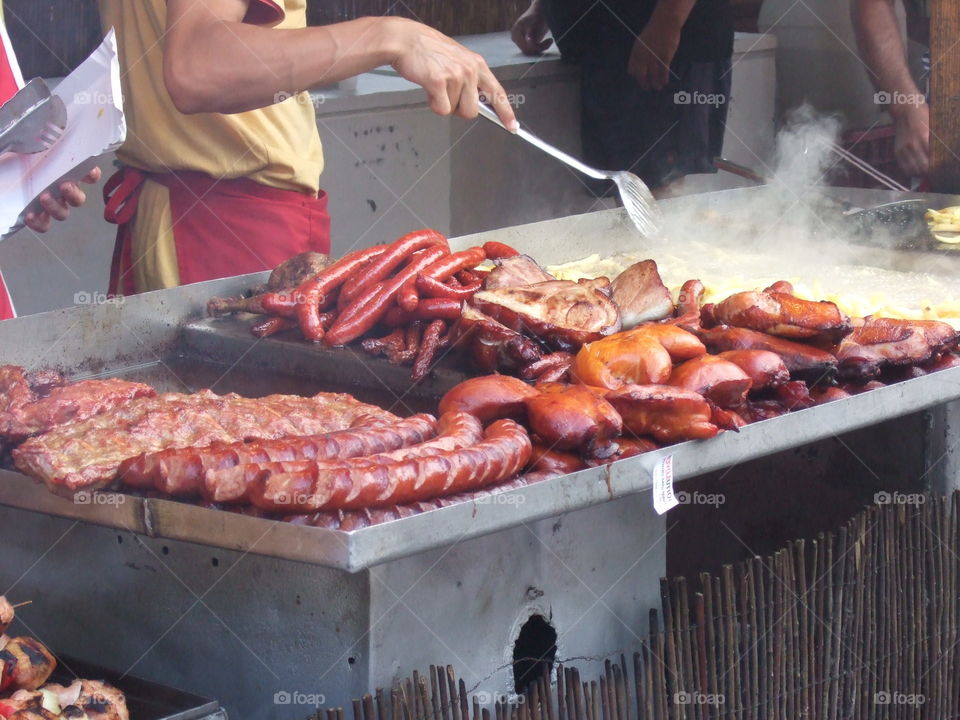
[2, 188, 960, 572]
[49, 655, 221, 720]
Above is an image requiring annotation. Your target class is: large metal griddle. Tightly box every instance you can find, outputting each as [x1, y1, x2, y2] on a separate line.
[2, 186, 960, 573]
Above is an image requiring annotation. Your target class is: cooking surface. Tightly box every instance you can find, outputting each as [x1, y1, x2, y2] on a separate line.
[3, 187, 960, 571]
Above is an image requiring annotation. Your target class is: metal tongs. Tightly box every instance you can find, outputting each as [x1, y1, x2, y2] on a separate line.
[477, 103, 663, 237]
[0, 78, 67, 156]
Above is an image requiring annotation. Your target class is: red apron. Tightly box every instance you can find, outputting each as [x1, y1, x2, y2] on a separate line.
[0, 15, 24, 319]
[105, 168, 331, 295]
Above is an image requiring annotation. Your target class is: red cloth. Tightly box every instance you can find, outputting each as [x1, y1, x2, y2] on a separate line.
[0, 20, 22, 319]
[106, 168, 331, 295]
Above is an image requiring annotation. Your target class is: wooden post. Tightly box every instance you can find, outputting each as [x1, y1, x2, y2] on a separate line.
[929, 0, 960, 192]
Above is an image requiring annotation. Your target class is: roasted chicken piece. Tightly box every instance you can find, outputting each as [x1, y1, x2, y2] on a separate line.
[571, 325, 705, 389]
[717, 350, 790, 392]
[610, 260, 673, 329]
[438, 375, 539, 424]
[483, 255, 554, 290]
[668, 355, 752, 409]
[471, 280, 621, 351]
[697, 326, 838, 378]
[448, 306, 542, 373]
[207, 251, 332, 316]
[524, 383, 622, 458]
[0, 637, 56, 691]
[707, 290, 852, 342]
[1, 680, 129, 720]
[833, 316, 959, 380]
[605, 384, 719, 444]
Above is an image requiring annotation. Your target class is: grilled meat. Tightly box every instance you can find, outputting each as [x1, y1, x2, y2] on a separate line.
[471, 280, 621, 351]
[524, 383, 622, 458]
[604, 384, 719, 444]
[207, 251, 331, 316]
[0, 637, 56, 691]
[482, 255, 554, 290]
[708, 290, 852, 342]
[610, 260, 674, 328]
[0, 380, 155, 444]
[834, 316, 960, 380]
[697, 326, 838, 378]
[13, 391, 398, 491]
[448, 306, 542, 372]
[668, 355, 752, 409]
[438, 375, 539, 424]
[716, 349, 790, 392]
[0, 597, 13, 636]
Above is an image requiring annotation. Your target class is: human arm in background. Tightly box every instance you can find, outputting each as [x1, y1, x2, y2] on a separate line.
[511, 0, 553, 56]
[23, 168, 102, 233]
[628, 0, 697, 91]
[851, 0, 929, 176]
[164, 0, 518, 131]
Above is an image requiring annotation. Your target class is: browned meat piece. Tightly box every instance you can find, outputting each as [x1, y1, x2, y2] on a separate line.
[23, 370, 65, 396]
[668, 355, 752, 408]
[524, 383, 622, 457]
[697, 326, 838, 378]
[70, 679, 129, 720]
[605, 384, 719, 444]
[13, 391, 398, 491]
[0, 379, 156, 444]
[676, 279, 705, 317]
[711, 290, 852, 342]
[809, 386, 851, 404]
[0, 637, 56, 691]
[834, 316, 959, 380]
[448, 306, 542, 372]
[610, 260, 674, 328]
[717, 350, 790, 392]
[438, 375, 539, 423]
[471, 280, 621, 351]
[0, 366, 35, 414]
[482, 255, 554, 290]
[207, 251, 332, 316]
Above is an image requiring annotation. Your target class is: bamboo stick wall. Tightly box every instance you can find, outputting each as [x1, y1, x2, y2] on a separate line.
[317, 493, 960, 720]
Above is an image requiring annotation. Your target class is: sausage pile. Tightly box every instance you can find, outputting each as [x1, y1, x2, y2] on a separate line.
[0, 597, 129, 719]
[209, 231, 521, 382]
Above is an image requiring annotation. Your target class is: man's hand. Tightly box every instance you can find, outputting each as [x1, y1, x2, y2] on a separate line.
[892, 102, 929, 177]
[628, 14, 682, 91]
[23, 168, 102, 233]
[388, 19, 519, 131]
[511, 1, 553, 56]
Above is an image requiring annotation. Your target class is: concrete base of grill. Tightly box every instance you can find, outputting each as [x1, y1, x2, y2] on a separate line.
[0, 488, 665, 719]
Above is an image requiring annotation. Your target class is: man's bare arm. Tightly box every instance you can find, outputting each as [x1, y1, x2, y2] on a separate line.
[851, 0, 929, 175]
[628, 0, 697, 91]
[163, 0, 518, 130]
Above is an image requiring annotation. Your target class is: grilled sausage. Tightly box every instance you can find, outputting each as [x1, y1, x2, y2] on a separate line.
[247, 416, 530, 512]
[339, 229, 448, 303]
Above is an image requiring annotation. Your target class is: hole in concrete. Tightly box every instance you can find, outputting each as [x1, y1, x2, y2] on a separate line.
[347, 656, 357, 666]
[211, 557, 219, 567]
[512, 614, 557, 693]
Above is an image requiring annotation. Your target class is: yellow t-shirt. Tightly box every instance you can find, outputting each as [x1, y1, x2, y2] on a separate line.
[99, 0, 324, 194]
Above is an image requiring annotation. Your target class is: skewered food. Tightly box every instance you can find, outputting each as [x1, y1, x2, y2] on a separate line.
[609, 260, 674, 328]
[705, 290, 852, 342]
[13, 391, 398, 491]
[0, 637, 56, 691]
[471, 280, 621, 351]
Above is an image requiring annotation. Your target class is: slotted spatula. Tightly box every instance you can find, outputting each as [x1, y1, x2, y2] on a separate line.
[477, 103, 663, 237]
[0, 78, 67, 155]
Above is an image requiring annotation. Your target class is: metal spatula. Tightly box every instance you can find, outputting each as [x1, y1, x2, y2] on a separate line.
[477, 103, 663, 236]
[0, 78, 67, 155]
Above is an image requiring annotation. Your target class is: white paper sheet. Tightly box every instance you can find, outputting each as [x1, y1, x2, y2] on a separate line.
[0, 29, 125, 237]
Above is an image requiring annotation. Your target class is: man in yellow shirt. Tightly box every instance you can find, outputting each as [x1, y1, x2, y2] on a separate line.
[101, 0, 518, 294]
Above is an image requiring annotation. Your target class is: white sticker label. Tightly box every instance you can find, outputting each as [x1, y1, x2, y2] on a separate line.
[652, 455, 678, 515]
